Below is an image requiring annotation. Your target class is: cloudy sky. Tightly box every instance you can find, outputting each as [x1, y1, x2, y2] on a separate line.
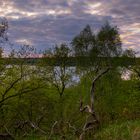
[0, 0, 140, 53]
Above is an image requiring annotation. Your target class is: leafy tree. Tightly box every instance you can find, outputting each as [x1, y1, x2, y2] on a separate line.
[72, 22, 122, 58]
[0, 47, 3, 58]
[71, 25, 95, 56]
[43, 43, 72, 97]
[0, 18, 8, 58]
[42, 44, 75, 139]
[0, 18, 8, 43]
[0, 45, 44, 138]
[122, 49, 136, 58]
[96, 22, 122, 57]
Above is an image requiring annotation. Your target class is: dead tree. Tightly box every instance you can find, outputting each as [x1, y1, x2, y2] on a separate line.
[79, 68, 110, 140]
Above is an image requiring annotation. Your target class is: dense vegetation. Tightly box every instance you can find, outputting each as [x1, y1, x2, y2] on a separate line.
[0, 18, 140, 140]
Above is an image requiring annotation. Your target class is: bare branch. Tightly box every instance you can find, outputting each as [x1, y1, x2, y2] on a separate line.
[48, 121, 58, 140]
[90, 67, 110, 110]
[0, 85, 44, 105]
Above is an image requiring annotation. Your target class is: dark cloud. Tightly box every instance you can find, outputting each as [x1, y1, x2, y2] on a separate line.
[0, 0, 139, 53]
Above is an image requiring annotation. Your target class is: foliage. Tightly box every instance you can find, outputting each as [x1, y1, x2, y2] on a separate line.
[71, 25, 95, 56]
[0, 20, 139, 140]
[72, 22, 122, 58]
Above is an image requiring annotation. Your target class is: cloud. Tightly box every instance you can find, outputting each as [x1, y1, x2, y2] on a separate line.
[0, 0, 139, 53]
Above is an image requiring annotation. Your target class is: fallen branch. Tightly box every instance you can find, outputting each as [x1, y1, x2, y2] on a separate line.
[48, 121, 58, 140]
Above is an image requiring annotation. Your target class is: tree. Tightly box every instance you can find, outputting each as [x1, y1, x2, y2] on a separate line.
[72, 22, 122, 58]
[0, 18, 8, 68]
[0, 47, 3, 58]
[0, 18, 8, 56]
[0, 18, 8, 42]
[71, 22, 123, 139]
[43, 43, 72, 98]
[122, 49, 137, 58]
[0, 45, 45, 138]
[71, 25, 95, 56]
[123, 49, 140, 80]
[42, 44, 75, 139]
[97, 21, 122, 57]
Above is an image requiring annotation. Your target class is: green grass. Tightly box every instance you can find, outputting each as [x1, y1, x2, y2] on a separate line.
[94, 120, 140, 140]
[17, 120, 140, 140]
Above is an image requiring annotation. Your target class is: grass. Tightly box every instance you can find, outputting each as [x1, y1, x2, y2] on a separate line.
[17, 120, 140, 140]
[94, 120, 140, 140]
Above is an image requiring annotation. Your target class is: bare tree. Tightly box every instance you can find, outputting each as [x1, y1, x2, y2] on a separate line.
[43, 43, 72, 98]
[79, 68, 110, 140]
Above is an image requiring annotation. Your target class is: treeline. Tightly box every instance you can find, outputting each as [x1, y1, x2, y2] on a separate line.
[0, 57, 139, 67]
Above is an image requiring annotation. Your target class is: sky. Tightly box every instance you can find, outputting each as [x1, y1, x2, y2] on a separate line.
[0, 0, 140, 53]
